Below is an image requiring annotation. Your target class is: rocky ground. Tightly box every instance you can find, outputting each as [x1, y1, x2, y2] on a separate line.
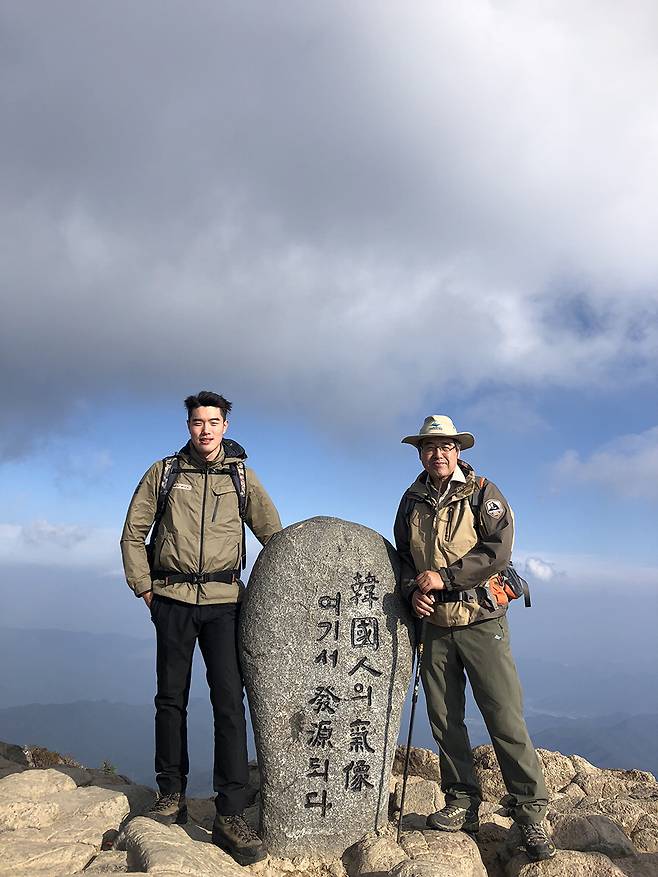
[0, 739, 657, 876]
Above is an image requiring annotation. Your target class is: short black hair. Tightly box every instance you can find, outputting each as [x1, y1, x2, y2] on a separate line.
[184, 391, 232, 420]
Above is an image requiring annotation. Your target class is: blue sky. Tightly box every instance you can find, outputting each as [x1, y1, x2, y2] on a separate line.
[0, 2, 657, 663]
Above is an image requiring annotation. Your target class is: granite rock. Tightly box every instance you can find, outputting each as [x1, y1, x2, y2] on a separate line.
[0, 741, 29, 767]
[343, 831, 408, 877]
[573, 768, 657, 800]
[83, 849, 129, 872]
[503, 849, 627, 876]
[392, 777, 444, 819]
[550, 813, 636, 857]
[0, 833, 96, 875]
[241, 517, 414, 857]
[392, 747, 441, 783]
[117, 815, 246, 875]
[631, 813, 658, 853]
[395, 828, 486, 877]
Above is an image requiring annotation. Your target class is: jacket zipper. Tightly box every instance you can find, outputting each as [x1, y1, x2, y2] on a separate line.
[211, 494, 220, 523]
[430, 500, 439, 590]
[445, 505, 455, 541]
[197, 467, 208, 604]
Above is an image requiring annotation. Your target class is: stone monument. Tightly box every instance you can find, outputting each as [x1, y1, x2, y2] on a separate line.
[240, 516, 415, 857]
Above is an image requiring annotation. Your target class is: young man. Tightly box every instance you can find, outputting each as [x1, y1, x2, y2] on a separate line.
[394, 415, 556, 863]
[121, 391, 281, 865]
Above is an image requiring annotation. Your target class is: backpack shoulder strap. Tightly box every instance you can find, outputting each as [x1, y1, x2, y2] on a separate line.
[228, 460, 248, 517]
[468, 475, 488, 519]
[469, 476, 532, 608]
[147, 455, 180, 556]
[228, 460, 248, 569]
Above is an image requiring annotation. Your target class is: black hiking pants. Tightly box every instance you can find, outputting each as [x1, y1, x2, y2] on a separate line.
[150, 596, 251, 815]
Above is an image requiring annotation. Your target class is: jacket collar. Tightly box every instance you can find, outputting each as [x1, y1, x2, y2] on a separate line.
[406, 460, 477, 504]
[178, 439, 247, 468]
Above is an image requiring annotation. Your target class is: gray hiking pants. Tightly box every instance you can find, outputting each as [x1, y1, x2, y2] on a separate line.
[421, 615, 548, 825]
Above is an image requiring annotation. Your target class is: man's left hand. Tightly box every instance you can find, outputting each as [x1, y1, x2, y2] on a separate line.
[416, 570, 445, 593]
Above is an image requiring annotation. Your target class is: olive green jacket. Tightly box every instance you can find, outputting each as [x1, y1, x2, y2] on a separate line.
[121, 440, 281, 605]
[393, 461, 513, 627]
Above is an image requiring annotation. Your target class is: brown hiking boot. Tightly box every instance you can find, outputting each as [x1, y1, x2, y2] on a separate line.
[212, 813, 266, 865]
[144, 792, 187, 825]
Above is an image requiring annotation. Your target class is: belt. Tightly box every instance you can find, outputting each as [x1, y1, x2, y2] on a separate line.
[152, 570, 239, 586]
[435, 588, 476, 603]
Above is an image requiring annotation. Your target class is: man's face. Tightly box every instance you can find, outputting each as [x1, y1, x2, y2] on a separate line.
[420, 439, 460, 486]
[187, 406, 228, 460]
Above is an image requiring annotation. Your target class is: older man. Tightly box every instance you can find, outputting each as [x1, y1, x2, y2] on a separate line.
[394, 415, 555, 862]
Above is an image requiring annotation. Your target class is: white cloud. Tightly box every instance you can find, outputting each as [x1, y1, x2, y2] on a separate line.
[22, 520, 88, 550]
[524, 557, 557, 582]
[0, 2, 657, 452]
[515, 548, 657, 590]
[551, 426, 658, 499]
[0, 520, 119, 570]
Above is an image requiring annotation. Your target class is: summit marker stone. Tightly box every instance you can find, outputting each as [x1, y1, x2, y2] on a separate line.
[240, 516, 415, 857]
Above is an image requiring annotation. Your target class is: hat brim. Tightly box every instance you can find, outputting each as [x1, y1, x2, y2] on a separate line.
[401, 432, 475, 450]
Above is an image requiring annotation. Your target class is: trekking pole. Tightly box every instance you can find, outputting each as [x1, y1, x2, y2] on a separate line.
[397, 619, 426, 844]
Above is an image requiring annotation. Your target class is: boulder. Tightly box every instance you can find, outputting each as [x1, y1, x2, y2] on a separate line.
[631, 813, 658, 853]
[392, 747, 441, 783]
[392, 777, 444, 819]
[0, 754, 26, 780]
[83, 849, 129, 872]
[472, 745, 506, 803]
[550, 813, 636, 857]
[0, 833, 96, 875]
[573, 768, 657, 800]
[0, 797, 60, 831]
[568, 795, 646, 834]
[547, 783, 587, 814]
[536, 749, 577, 796]
[117, 815, 246, 876]
[611, 852, 658, 877]
[0, 741, 29, 766]
[88, 779, 156, 820]
[343, 831, 407, 877]
[394, 828, 486, 877]
[504, 849, 627, 876]
[241, 517, 414, 857]
[53, 764, 94, 786]
[0, 767, 76, 798]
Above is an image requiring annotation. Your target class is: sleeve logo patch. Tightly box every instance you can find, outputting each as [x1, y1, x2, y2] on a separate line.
[485, 499, 504, 519]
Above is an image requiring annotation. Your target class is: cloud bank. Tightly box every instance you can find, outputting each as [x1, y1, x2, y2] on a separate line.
[1, 1, 657, 455]
[0, 520, 119, 571]
[552, 425, 658, 499]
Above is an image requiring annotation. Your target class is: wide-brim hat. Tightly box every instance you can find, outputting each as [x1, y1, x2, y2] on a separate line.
[401, 415, 475, 450]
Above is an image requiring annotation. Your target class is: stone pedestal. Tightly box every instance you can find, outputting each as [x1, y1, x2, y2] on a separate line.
[240, 516, 415, 857]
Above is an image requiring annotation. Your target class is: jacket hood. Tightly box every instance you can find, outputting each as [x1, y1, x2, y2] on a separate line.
[178, 438, 248, 467]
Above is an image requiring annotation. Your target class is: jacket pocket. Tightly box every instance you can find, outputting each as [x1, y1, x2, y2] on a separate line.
[210, 484, 237, 523]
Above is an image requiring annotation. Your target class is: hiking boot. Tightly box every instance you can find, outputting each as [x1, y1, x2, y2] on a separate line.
[426, 803, 480, 833]
[212, 813, 267, 866]
[144, 792, 187, 825]
[519, 822, 557, 861]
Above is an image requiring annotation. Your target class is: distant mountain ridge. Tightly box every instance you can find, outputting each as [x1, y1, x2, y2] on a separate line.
[0, 699, 655, 799]
[1, 626, 656, 795]
[2, 626, 655, 715]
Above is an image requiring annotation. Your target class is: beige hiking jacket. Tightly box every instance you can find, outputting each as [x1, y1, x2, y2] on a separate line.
[121, 440, 281, 604]
[393, 461, 513, 627]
